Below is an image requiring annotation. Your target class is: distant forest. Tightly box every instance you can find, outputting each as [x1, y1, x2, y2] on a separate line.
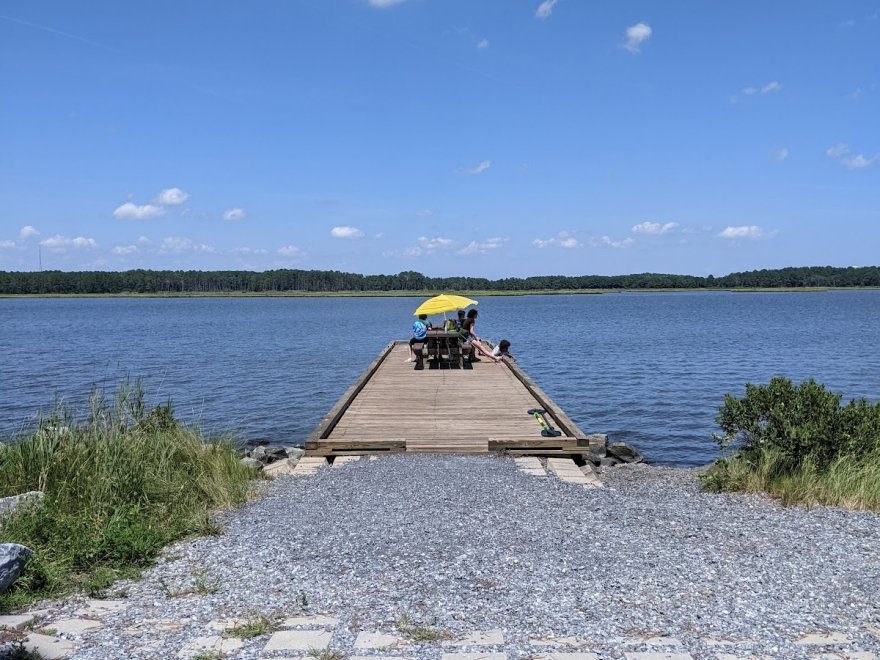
[1, 266, 878, 295]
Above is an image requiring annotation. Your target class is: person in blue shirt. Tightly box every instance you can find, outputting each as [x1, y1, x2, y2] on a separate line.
[407, 314, 432, 362]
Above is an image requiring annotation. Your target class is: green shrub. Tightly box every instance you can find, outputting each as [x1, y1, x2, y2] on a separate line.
[703, 377, 880, 509]
[0, 379, 254, 611]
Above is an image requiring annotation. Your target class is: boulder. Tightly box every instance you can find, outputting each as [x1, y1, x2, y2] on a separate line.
[0, 491, 45, 520]
[0, 543, 33, 593]
[265, 448, 288, 463]
[606, 442, 644, 464]
[239, 457, 262, 470]
[249, 446, 267, 462]
[599, 456, 621, 467]
[286, 447, 306, 460]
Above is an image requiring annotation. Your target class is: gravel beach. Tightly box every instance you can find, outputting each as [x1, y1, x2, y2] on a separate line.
[9, 455, 880, 659]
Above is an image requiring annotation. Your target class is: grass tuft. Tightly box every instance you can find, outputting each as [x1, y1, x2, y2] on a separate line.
[395, 613, 449, 642]
[225, 612, 274, 639]
[0, 379, 255, 612]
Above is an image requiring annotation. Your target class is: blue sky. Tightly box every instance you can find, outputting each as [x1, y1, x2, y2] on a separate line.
[1, 1, 877, 278]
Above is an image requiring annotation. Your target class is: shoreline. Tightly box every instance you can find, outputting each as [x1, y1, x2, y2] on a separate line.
[3, 286, 879, 299]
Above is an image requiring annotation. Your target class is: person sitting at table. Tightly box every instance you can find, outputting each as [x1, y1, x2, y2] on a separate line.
[407, 314, 431, 362]
[460, 309, 501, 363]
[492, 339, 516, 361]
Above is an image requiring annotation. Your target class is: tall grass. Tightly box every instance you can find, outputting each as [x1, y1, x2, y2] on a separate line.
[0, 380, 254, 611]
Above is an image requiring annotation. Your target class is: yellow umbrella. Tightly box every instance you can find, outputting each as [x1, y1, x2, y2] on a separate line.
[413, 294, 478, 317]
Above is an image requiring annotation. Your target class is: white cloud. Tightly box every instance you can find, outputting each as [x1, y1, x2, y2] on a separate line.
[417, 209, 433, 217]
[113, 202, 166, 220]
[624, 22, 652, 53]
[774, 147, 789, 161]
[535, 0, 558, 19]
[533, 231, 582, 249]
[458, 160, 491, 175]
[457, 237, 508, 255]
[842, 153, 880, 169]
[418, 236, 454, 251]
[826, 143, 850, 158]
[826, 143, 879, 169]
[159, 237, 214, 253]
[112, 245, 138, 255]
[477, 38, 489, 49]
[718, 225, 774, 239]
[631, 221, 679, 235]
[19, 225, 40, 240]
[368, 0, 406, 7]
[223, 208, 246, 221]
[41, 235, 97, 251]
[590, 235, 634, 248]
[737, 81, 782, 101]
[330, 226, 365, 239]
[232, 247, 269, 254]
[137, 236, 152, 245]
[278, 244, 304, 257]
[153, 187, 190, 205]
[0, 240, 14, 249]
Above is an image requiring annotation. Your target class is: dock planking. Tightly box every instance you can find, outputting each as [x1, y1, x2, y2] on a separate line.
[306, 341, 607, 456]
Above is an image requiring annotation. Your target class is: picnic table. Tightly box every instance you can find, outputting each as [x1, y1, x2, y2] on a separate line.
[414, 329, 469, 369]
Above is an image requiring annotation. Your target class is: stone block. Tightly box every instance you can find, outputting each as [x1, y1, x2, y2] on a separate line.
[73, 599, 128, 618]
[445, 629, 505, 646]
[354, 631, 407, 648]
[281, 614, 340, 627]
[22, 633, 77, 660]
[263, 629, 333, 651]
[49, 618, 104, 634]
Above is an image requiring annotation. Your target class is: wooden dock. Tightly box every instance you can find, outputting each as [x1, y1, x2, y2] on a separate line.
[306, 341, 606, 456]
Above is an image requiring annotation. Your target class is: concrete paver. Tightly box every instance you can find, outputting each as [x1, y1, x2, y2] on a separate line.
[445, 628, 505, 646]
[263, 629, 333, 651]
[177, 634, 244, 658]
[292, 457, 329, 475]
[796, 632, 853, 645]
[73, 599, 128, 618]
[49, 618, 104, 634]
[22, 633, 77, 660]
[281, 614, 340, 626]
[354, 631, 409, 648]
[546, 458, 601, 488]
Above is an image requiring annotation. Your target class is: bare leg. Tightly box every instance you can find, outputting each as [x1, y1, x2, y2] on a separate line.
[472, 339, 501, 362]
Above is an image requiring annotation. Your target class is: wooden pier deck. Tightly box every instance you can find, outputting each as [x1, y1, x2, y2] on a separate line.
[306, 341, 606, 456]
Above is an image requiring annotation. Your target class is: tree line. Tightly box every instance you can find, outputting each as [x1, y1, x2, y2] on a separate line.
[0, 265, 878, 295]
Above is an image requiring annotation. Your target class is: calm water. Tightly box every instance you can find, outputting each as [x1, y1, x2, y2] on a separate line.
[1, 291, 878, 466]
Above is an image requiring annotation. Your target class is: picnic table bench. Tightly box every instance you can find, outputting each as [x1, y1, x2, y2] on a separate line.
[412, 329, 471, 370]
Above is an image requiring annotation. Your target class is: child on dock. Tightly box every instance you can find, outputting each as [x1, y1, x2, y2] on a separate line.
[492, 339, 515, 361]
[407, 314, 431, 362]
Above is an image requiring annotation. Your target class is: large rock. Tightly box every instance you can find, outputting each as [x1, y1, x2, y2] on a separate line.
[239, 457, 262, 470]
[286, 447, 305, 460]
[0, 543, 33, 593]
[0, 491, 44, 520]
[606, 442, 644, 464]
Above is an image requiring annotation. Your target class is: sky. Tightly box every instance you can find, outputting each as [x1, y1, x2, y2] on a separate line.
[0, 1, 878, 278]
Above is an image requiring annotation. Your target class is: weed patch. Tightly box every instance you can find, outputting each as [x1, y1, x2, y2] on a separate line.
[0, 379, 255, 612]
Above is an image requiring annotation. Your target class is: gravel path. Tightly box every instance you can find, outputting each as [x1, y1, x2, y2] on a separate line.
[16, 455, 880, 659]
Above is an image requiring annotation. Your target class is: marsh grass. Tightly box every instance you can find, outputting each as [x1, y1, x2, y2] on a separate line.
[703, 445, 880, 510]
[701, 377, 880, 510]
[0, 379, 254, 612]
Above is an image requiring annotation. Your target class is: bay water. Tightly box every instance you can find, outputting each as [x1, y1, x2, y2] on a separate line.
[1, 290, 878, 466]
